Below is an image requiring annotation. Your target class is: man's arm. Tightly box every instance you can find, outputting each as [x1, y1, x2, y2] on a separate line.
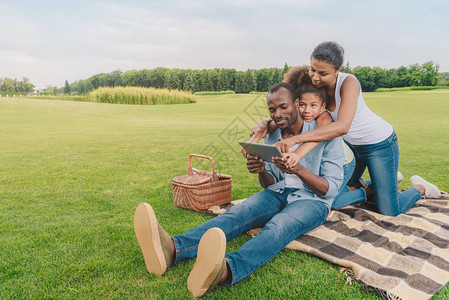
[246, 155, 275, 189]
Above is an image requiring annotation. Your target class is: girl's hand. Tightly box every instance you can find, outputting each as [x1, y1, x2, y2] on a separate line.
[274, 138, 296, 153]
[283, 152, 300, 169]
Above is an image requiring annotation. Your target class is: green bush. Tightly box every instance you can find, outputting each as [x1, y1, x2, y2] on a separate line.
[375, 86, 449, 92]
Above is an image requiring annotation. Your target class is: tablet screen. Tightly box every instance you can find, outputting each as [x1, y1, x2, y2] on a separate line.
[238, 141, 282, 162]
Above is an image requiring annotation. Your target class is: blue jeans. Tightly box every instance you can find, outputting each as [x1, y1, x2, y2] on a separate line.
[172, 188, 328, 285]
[332, 157, 367, 209]
[332, 131, 421, 216]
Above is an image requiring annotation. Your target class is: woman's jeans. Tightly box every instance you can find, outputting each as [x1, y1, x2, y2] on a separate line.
[332, 131, 421, 216]
[172, 188, 328, 285]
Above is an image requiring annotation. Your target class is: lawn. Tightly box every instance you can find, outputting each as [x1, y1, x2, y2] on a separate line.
[1, 91, 448, 299]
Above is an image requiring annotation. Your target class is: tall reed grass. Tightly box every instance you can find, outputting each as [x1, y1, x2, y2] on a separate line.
[88, 87, 196, 105]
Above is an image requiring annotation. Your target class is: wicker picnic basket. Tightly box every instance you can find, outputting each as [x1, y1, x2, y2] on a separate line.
[172, 154, 232, 212]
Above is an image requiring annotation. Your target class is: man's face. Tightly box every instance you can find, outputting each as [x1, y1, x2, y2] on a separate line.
[267, 88, 299, 129]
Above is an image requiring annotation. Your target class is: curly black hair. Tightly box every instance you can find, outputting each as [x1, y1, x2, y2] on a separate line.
[283, 65, 328, 105]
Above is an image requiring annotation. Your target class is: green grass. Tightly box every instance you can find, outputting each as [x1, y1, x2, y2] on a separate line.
[1, 91, 448, 299]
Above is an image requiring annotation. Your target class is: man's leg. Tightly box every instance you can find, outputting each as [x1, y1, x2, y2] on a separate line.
[223, 199, 328, 285]
[173, 188, 288, 264]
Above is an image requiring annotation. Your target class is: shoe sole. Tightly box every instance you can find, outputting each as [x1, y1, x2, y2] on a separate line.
[134, 203, 167, 276]
[187, 228, 226, 297]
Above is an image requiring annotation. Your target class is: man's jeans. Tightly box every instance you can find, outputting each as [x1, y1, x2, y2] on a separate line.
[332, 131, 421, 216]
[172, 188, 328, 285]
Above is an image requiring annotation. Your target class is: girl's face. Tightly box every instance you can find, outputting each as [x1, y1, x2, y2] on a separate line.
[297, 92, 326, 122]
[309, 58, 340, 88]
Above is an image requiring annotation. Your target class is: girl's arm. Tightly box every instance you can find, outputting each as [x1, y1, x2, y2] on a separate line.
[275, 75, 360, 153]
[282, 111, 332, 167]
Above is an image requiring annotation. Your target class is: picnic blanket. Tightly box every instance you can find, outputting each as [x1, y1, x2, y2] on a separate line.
[207, 192, 449, 300]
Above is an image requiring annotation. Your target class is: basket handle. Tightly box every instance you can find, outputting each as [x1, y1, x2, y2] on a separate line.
[188, 154, 219, 182]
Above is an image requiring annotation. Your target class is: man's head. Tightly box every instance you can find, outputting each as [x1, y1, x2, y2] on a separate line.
[267, 82, 299, 129]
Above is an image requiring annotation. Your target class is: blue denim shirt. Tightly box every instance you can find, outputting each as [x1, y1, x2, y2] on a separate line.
[262, 120, 344, 210]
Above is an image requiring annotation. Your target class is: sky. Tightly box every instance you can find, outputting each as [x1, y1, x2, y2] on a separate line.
[1, 0, 448, 90]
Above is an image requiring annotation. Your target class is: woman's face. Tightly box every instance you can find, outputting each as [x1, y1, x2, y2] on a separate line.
[309, 58, 340, 88]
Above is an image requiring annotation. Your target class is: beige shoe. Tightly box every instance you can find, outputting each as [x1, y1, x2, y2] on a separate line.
[397, 171, 404, 187]
[187, 227, 226, 298]
[410, 175, 441, 199]
[134, 203, 174, 276]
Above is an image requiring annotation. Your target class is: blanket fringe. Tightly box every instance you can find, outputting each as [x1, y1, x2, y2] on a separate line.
[339, 268, 402, 300]
[362, 284, 402, 300]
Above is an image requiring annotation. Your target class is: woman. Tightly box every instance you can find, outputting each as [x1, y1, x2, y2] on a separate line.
[252, 41, 440, 216]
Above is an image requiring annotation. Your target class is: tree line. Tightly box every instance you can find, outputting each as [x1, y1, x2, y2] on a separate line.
[62, 64, 288, 95]
[342, 61, 441, 92]
[62, 61, 443, 95]
[0, 77, 35, 95]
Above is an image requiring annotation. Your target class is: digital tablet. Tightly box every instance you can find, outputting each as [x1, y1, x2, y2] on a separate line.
[238, 141, 282, 162]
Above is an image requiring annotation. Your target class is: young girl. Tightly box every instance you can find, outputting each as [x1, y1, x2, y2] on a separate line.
[251, 41, 441, 216]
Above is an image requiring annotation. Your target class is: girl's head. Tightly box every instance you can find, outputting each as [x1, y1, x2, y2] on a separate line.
[282, 65, 327, 121]
[309, 41, 344, 88]
[296, 84, 327, 122]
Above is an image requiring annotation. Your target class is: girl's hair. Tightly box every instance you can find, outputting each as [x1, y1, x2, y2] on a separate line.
[283, 65, 328, 105]
[311, 41, 345, 70]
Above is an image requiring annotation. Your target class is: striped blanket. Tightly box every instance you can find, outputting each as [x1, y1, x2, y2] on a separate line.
[207, 192, 449, 300]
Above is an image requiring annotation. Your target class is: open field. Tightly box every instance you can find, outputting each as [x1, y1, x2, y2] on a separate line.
[1, 91, 448, 299]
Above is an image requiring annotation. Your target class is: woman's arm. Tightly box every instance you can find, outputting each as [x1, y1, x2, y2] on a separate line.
[249, 119, 278, 140]
[275, 76, 360, 152]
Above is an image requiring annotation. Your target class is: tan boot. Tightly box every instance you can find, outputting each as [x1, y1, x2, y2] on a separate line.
[134, 203, 174, 276]
[187, 227, 226, 298]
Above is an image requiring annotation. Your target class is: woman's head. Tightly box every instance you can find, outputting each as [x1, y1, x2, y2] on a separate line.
[309, 41, 345, 88]
[310, 41, 345, 70]
[296, 85, 327, 122]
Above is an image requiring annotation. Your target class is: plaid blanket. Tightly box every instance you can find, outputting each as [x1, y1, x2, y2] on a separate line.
[207, 192, 449, 300]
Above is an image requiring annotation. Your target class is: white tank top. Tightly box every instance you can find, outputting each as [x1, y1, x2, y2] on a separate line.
[328, 72, 393, 145]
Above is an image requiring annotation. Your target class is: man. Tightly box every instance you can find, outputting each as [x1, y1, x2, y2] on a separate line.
[134, 82, 344, 297]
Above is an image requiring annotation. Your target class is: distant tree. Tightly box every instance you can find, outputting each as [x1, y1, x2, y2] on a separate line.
[151, 68, 167, 88]
[183, 72, 195, 91]
[89, 73, 109, 89]
[243, 69, 257, 93]
[271, 68, 283, 84]
[420, 61, 439, 86]
[437, 72, 449, 86]
[201, 70, 212, 91]
[63, 80, 71, 94]
[1, 77, 16, 94]
[217, 68, 230, 91]
[122, 70, 139, 86]
[234, 72, 245, 93]
[282, 63, 289, 76]
[106, 69, 123, 87]
[164, 70, 181, 90]
[17, 77, 34, 93]
[46, 85, 59, 95]
[70, 81, 79, 94]
[341, 62, 352, 74]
